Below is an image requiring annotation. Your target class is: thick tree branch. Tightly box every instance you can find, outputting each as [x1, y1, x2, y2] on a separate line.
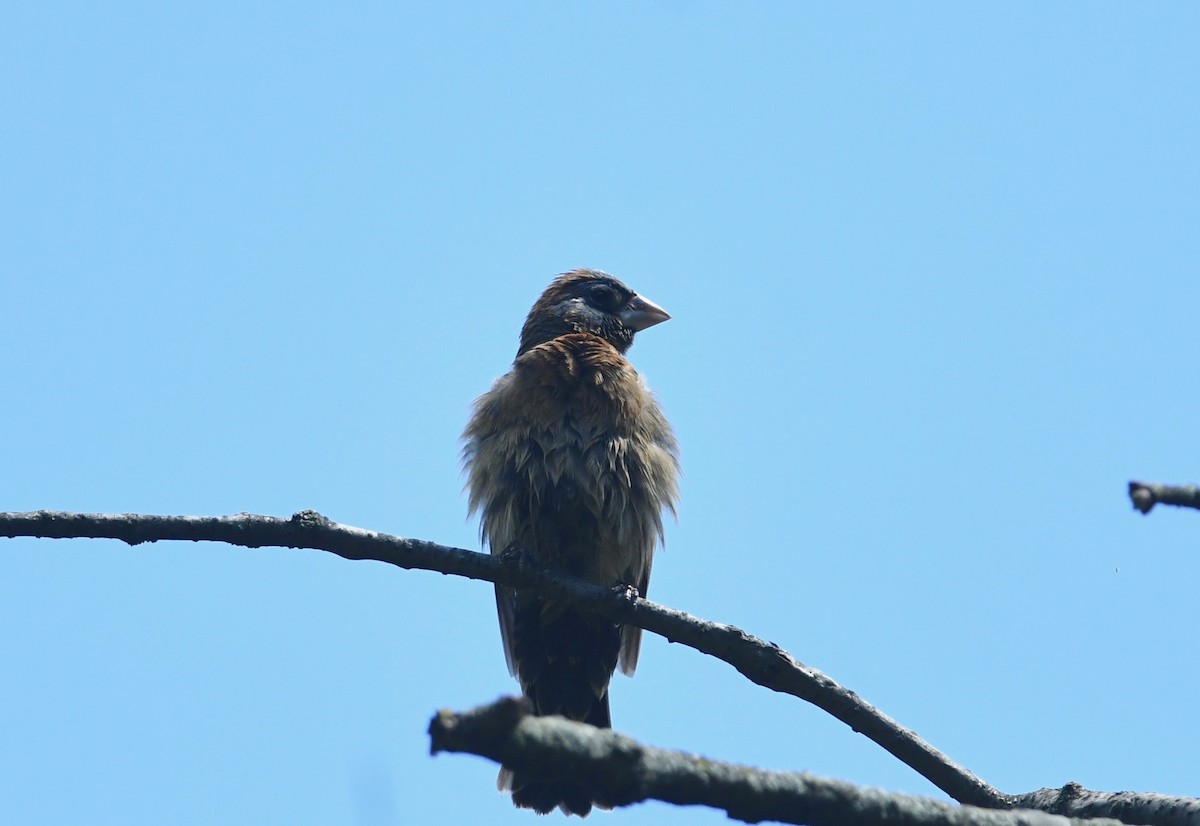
[1014, 785, 1200, 826]
[429, 697, 1124, 826]
[1127, 481, 1200, 515]
[0, 508, 1002, 807]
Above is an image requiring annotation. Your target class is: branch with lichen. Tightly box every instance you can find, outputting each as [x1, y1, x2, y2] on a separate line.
[429, 697, 1133, 826]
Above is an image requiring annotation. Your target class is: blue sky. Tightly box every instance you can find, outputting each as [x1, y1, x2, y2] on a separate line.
[3, 3, 1198, 824]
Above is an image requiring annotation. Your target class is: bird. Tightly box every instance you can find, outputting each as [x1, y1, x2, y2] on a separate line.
[462, 269, 680, 816]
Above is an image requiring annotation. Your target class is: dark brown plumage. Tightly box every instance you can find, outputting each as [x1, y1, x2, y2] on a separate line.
[462, 269, 679, 816]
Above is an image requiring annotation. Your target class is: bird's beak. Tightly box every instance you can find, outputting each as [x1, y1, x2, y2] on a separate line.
[619, 294, 671, 331]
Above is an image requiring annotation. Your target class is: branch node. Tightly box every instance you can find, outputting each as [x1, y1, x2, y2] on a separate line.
[290, 509, 332, 528]
[1128, 482, 1155, 514]
[609, 582, 640, 606]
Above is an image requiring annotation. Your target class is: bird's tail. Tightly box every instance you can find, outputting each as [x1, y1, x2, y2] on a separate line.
[498, 691, 610, 816]
[501, 605, 620, 816]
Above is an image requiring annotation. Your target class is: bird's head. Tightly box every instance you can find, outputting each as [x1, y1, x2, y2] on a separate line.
[517, 269, 670, 356]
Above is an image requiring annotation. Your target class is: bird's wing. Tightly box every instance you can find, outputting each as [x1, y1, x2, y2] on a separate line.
[495, 584, 519, 677]
[617, 561, 650, 676]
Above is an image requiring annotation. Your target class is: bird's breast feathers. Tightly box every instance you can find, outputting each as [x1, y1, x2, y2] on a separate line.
[463, 333, 678, 585]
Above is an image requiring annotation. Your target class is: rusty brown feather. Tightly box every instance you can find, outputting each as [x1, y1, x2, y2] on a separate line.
[462, 269, 679, 816]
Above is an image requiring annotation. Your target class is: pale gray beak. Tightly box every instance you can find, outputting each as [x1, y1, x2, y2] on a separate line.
[619, 294, 671, 331]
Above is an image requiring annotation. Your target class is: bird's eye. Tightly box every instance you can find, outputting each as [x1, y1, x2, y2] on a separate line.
[588, 284, 621, 310]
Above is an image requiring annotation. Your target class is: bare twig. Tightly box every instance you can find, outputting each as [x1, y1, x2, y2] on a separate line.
[429, 697, 1125, 826]
[1128, 482, 1200, 515]
[0, 508, 1003, 807]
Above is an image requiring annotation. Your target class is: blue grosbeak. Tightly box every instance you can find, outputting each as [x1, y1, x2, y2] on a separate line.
[463, 269, 680, 815]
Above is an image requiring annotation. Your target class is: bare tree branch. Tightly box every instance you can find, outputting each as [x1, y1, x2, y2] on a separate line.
[1127, 481, 1200, 515]
[1014, 785, 1200, 826]
[9, 510, 1199, 825]
[429, 697, 1127, 826]
[0, 508, 1003, 807]
[13, 510, 1197, 826]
